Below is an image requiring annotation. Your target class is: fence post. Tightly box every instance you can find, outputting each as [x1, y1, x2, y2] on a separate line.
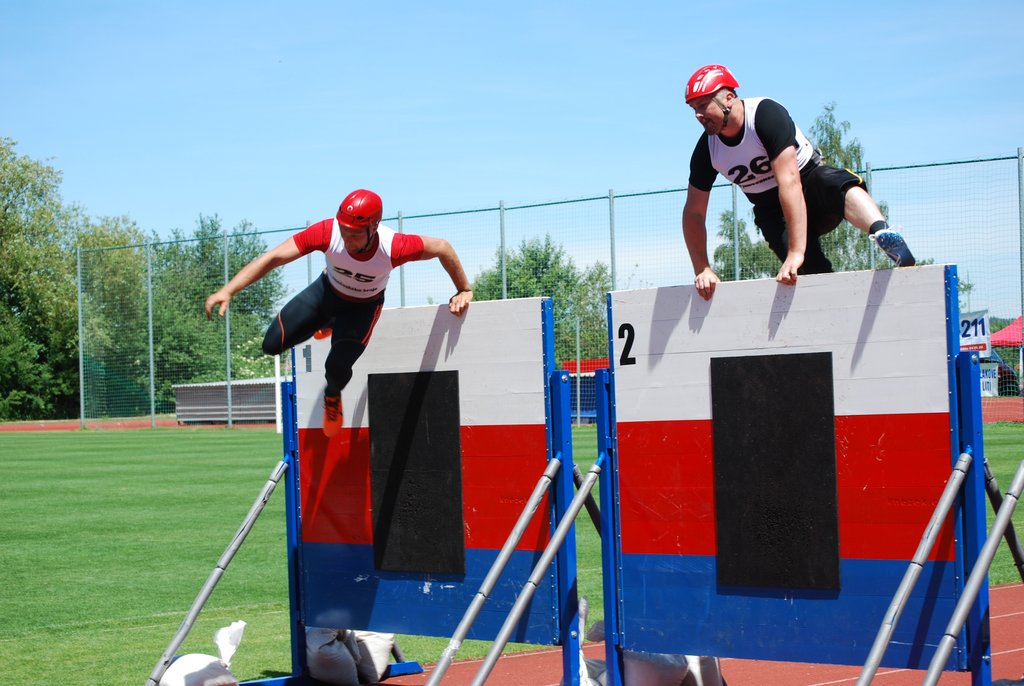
[500, 200, 507, 299]
[1018, 147, 1023, 379]
[732, 185, 739, 279]
[866, 163, 876, 270]
[398, 211, 406, 307]
[608, 189, 617, 290]
[146, 242, 156, 428]
[305, 220, 313, 285]
[575, 317, 582, 428]
[223, 229, 233, 428]
[77, 244, 86, 430]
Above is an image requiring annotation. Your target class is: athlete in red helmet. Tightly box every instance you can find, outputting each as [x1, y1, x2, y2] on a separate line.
[681, 64, 915, 300]
[205, 189, 474, 437]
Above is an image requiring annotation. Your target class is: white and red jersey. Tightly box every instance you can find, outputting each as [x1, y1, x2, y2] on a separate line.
[292, 219, 425, 300]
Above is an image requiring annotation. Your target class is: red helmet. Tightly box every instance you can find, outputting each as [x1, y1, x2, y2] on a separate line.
[336, 189, 383, 231]
[685, 64, 739, 103]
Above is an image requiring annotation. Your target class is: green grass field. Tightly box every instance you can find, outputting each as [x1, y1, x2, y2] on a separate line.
[1, 424, 1022, 685]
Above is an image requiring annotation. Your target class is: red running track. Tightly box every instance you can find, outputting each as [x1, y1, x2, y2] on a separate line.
[379, 583, 1024, 686]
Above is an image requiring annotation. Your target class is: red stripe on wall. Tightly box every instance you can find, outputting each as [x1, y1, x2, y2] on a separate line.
[299, 424, 551, 550]
[617, 412, 956, 561]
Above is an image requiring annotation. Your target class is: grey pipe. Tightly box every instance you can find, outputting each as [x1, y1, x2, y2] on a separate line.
[469, 459, 603, 686]
[922, 460, 1024, 686]
[856, 452, 972, 685]
[426, 458, 563, 685]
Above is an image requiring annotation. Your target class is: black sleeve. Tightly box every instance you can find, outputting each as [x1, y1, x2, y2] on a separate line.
[688, 135, 718, 191]
[752, 99, 798, 161]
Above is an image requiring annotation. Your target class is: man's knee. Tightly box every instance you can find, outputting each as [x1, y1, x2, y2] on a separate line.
[262, 321, 284, 356]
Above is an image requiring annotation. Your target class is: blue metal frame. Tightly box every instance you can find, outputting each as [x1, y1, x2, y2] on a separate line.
[595, 367, 625, 686]
[549, 368, 582, 685]
[597, 271, 991, 682]
[281, 379, 303, 676]
[243, 375, 309, 685]
[956, 350, 992, 686]
[246, 299, 577, 683]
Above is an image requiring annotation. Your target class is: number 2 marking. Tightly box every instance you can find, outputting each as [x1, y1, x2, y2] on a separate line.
[618, 323, 636, 366]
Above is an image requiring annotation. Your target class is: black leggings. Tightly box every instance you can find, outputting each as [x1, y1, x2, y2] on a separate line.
[262, 272, 384, 395]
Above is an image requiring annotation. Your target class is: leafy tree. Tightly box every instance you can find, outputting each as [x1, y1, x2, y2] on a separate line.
[809, 102, 883, 272]
[472, 235, 611, 361]
[150, 215, 286, 409]
[0, 137, 78, 419]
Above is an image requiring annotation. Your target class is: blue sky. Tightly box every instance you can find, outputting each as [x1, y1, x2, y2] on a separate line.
[3, 1, 1023, 239]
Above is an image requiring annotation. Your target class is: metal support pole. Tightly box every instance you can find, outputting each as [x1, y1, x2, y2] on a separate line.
[867, 163, 876, 270]
[305, 220, 313, 285]
[1017, 147, 1023, 380]
[731, 185, 739, 279]
[274, 355, 282, 435]
[575, 317, 582, 428]
[398, 211, 406, 307]
[922, 461, 1024, 685]
[425, 458, 564, 686]
[469, 457, 603, 686]
[77, 245, 86, 429]
[146, 242, 156, 428]
[573, 464, 601, 535]
[499, 200, 507, 299]
[145, 458, 290, 686]
[223, 229, 233, 427]
[856, 451, 973, 685]
[608, 189, 617, 290]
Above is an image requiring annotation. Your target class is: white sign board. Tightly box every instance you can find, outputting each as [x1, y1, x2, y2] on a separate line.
[959, 309, 991, 358]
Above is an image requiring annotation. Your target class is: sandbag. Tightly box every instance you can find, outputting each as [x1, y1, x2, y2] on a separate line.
[583, 616, 724, 686]
[351, 630, 396, 683]
[160, 654, 237, 686]
[160, 621, 246, 686]
[305, 627, 359, 686]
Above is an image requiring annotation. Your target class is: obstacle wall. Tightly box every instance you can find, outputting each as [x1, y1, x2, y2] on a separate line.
[604, 265, 972, 668]
[292, 297, 564, 643]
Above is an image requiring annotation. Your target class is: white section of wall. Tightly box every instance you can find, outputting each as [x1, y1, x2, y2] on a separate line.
[296, 298, 549, 429]
[609, 266, 953, 422]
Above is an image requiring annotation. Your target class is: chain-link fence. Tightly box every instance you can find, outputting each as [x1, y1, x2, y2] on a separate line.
[77, 152, 1024, 427]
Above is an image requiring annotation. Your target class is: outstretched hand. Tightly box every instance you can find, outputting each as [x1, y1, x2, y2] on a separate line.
[449, 289, 473, 316]
[205, 290, 231, 319]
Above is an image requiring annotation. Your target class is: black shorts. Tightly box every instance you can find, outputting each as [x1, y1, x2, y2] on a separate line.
[751, 164, 866, 274]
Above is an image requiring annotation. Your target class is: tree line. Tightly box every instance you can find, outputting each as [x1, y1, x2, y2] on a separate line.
[1, 137, 285, 420]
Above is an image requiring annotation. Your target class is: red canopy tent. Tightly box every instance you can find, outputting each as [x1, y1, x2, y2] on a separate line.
[991, 316, 1022, 347]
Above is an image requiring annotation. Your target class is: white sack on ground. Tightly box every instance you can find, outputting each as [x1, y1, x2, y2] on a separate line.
[160, 620, 246, 686]
[305, 627, 359, 686]
[352, 630, 396, 683]
[584, 617, 724, 686]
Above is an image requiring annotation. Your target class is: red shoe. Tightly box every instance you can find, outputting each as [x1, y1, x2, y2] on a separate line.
[322, 394, 343, 437]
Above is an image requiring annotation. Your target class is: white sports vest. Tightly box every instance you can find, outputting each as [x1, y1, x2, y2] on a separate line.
[707, 97, 816, 195]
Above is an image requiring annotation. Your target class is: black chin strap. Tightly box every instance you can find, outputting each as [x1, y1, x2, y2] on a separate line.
[354, 230, 375, 254]
[717, 95, 732, 129]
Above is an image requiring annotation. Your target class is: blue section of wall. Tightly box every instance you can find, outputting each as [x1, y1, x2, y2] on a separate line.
[301, 542, 560, 645]
[618, 553, 961, 670]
